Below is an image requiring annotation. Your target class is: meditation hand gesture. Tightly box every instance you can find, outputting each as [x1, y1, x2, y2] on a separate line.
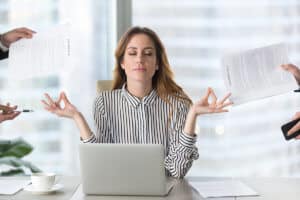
[191, 87, 232, 116]
[184, 87, 232, 136]
[42, 92, 79, 118]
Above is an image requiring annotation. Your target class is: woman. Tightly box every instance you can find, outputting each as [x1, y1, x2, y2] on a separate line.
[42, 26, 232, 178]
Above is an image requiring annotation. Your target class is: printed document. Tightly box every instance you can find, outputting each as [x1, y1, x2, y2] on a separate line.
[222, 43, 298, 105]
[189, 180, 258, 198]
[8, 24, 71, 79]
[0, 179, 30, 195]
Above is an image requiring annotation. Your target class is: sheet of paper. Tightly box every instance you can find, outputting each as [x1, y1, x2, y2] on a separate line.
[189, 180, 258, 198]
[222, 43, 298, 105]
[0, 179, 30, 195]
[70, 184, 84, 200]
[8, 24, 71, 80]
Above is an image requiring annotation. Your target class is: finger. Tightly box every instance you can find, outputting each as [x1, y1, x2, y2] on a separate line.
[218, 101, 233, 109]
[287, 121, 300, 136]
[281, 63, 297, 70]
[295, 135, 300, 140]
[8, 104, 17, 110]
[3, 112, 21, 120]
[209, 88, 217, 106]
[201, 88, 211, 101]
[44, 93, 56, 106]
[281, 64, 300, 78]
[0, 104, 10, 112]
[16, 27, 36, 34]
[16, 28, 36, 38]
[292, 112, 300, 120]
[219, 93, 231, 105]
[13, 32, 33, 39]
[1, 103, 16, 114]
[41, 100, 51, 107]
[211, 109, 229, 114]
[43, 106, 54, 113]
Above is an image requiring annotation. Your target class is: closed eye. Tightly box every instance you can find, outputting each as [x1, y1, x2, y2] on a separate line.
[128, 52, 137, 56]
[144, 52, 152, 56]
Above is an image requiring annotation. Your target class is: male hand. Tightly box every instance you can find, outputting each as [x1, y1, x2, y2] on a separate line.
[0, 104, 21, 123]
[1, 27, 36, 48]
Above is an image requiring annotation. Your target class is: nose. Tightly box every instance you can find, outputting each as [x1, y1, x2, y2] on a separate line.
[136, 53, 144, 63]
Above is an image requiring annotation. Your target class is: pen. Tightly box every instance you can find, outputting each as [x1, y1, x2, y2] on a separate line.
[17, 109, 34, 113]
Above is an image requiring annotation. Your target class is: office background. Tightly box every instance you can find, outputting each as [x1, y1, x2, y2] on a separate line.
[0, 0, 300, 177]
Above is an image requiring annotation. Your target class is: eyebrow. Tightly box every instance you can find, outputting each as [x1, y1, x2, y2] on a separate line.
[126, 47, 154, 50]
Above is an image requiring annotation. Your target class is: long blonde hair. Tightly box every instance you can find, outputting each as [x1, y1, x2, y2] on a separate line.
[112, 26, 192, 106]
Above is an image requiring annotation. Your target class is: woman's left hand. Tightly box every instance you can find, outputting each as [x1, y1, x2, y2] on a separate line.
[184, 87, 232, 136]
[190, 87, 232, 116]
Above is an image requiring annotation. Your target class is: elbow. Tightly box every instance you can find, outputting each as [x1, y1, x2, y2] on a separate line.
[167, 167, 188, 179]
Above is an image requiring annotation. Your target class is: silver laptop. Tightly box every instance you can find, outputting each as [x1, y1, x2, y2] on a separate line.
[79, 143, 174, 196]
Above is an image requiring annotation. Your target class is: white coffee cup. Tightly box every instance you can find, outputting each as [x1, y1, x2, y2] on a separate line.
[31, 172, 56, 191]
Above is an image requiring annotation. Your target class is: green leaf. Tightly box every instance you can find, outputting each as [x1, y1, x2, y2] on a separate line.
[1, 168, 25, 176]
[0, 157, 42, 175]
[0, 138, 33, 158]
[0, 138, 41, 176]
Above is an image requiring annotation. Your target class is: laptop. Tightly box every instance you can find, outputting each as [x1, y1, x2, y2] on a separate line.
[78, 143, 174, 196]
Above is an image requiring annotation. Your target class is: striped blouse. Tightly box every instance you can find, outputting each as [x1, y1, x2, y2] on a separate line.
[83, 84, 199, 178]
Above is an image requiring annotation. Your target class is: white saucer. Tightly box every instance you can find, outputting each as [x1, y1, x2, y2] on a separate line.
[24, 184, 64, 194]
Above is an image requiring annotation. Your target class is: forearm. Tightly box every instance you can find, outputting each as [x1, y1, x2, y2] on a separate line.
[165, 133, 199, 178]
[184, 108, 197, 136]
[73, 112, 93, 140]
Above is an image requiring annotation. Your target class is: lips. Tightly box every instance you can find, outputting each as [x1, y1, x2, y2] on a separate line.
[133, 67, 146, 71]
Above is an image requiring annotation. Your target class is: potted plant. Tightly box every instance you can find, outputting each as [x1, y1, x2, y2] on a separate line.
[0, 138, 41, 176]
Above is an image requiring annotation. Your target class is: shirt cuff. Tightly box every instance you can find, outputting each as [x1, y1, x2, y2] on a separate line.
[179, 132, 197, 148]
[0, 35, 8, 52]
[81, 133, 96, 143]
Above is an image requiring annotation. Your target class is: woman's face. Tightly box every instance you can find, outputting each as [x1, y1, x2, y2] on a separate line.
[121, 33, 158, 85]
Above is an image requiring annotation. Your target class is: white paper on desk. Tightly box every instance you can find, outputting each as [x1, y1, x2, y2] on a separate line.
[222, 43, 298, 105]
[8, 24, 71, 80]
[190, 180, 258, 198]
[0, 180, 30, 195]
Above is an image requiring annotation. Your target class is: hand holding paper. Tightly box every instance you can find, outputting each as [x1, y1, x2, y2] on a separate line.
[222, 43, 298, 105]
[281, 63, 300, 85]
[8, 24, 71, 80]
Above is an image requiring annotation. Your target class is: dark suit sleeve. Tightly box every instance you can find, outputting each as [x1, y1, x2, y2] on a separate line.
[0, 50, 8, 60]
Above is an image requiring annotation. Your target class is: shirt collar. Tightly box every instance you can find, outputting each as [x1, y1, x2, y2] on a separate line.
[121, 83, 157, 108]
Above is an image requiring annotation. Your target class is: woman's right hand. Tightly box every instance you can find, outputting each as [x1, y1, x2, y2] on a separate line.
[41, 92, 79, 119]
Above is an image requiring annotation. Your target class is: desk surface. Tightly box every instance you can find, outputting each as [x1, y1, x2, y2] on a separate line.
[0, 176, 80, 200]
[0, 176, 299, 200]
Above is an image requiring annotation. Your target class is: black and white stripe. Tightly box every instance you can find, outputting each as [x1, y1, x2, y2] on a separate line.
[84, 84, 199, 178]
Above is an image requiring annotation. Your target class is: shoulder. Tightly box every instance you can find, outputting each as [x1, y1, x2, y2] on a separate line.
[94, 89, 122, 105]
[166, 94, 191, 111]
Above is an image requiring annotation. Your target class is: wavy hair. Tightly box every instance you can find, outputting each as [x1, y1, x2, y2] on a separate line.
[112, 26, 192, 106]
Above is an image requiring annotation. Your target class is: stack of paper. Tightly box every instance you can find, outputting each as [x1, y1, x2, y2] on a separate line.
[189, 180, 259, 198]
[222, 43, 298, 105]
[8, 24, 71, 80]
[0, 179, 30, 195]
